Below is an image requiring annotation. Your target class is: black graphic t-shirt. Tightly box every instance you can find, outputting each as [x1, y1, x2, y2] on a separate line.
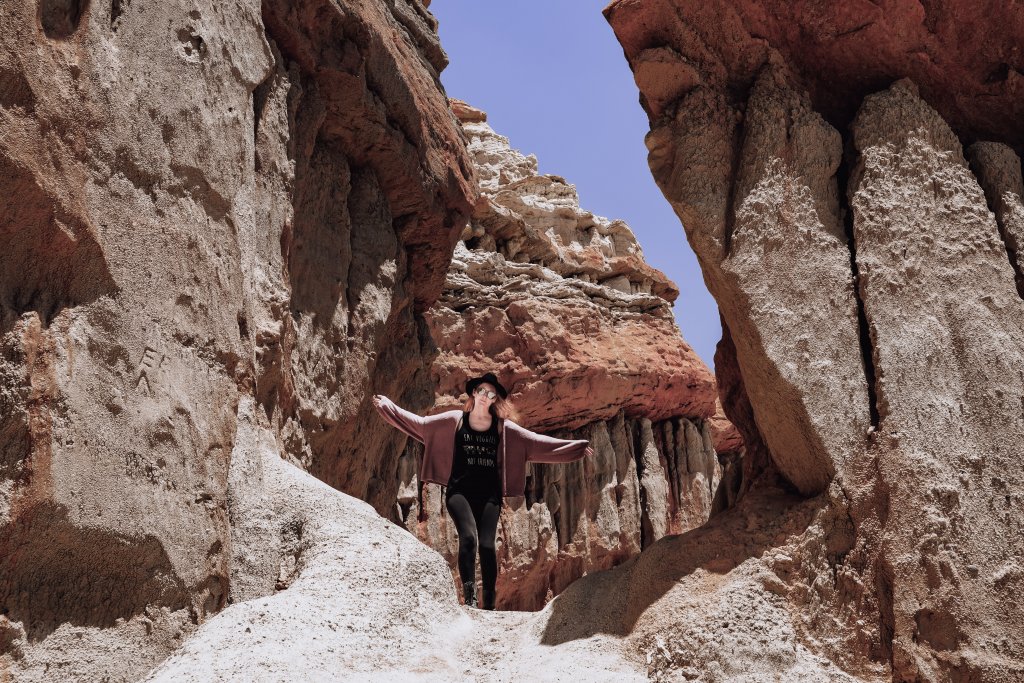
[447, 412, 501, 494]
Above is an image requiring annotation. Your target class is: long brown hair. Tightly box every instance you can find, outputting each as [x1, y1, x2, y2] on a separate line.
[462, 392, 519, 423]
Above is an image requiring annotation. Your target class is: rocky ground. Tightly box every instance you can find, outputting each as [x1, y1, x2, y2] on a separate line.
[146, 404, 871, 682]
[145, 399, 650, 682]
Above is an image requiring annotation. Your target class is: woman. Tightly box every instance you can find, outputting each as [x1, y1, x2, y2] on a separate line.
[372, 372, 593, 610]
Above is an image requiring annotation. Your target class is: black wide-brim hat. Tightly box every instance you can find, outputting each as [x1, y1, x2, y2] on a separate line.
[466, 372, 508, 399]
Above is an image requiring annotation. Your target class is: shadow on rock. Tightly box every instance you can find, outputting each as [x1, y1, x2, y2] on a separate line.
[539, 473, 820, 645]
[0, 502, 190, 642]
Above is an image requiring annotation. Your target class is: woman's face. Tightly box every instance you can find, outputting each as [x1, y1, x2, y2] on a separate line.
[474, 383, 498, 408]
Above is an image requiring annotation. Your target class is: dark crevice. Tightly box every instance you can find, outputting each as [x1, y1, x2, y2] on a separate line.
[834, 21, 874, 39]
[967, 148, 1024, 301]
[550, 489, 564, 549]
[874, 555, 896, 669]
[712, 313, 776, 507]
[721, 102, 747, 258]
[838, 147, 881, 429]
[991, 214, 1024, 301]
[662, 420, 680, 511]
[631, 420, 654, 549]
[524, 469, 539, 508]
[39, 0, 88, 39]
[109, 0, 127, 30]
[984, 62, 1011, 85]
[252, 65, 275, 160]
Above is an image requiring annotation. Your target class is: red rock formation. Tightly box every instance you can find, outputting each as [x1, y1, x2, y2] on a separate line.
[393, 102, 731, 610]
[606, 1, 1024, 680]
[254, 0, 476, 514]
[427, 101, 715, 430]
[14, 0, 1024, 679]
[607, 0, 1024, 147]
[706, 396, 744, 455]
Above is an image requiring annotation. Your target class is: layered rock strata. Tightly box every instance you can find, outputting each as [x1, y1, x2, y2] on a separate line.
[0, 0, 473, 679]
[606, 1, 1024, 680]
[431, 102, 716, 430]
[395, 104, 731, 610]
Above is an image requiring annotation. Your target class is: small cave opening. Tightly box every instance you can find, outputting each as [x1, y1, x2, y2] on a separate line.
[38, 0, 88, 39]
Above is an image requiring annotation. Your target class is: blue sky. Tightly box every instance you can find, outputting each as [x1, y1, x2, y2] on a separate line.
[431, 1, 721, 372]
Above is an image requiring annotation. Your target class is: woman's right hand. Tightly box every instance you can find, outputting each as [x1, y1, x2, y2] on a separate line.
[371, 394, 386, 409]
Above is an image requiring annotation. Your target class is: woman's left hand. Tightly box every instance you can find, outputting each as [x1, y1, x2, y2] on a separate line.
[584, 446, 594, 458]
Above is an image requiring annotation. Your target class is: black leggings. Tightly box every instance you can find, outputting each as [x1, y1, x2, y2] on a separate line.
[445, 489, 502, 593]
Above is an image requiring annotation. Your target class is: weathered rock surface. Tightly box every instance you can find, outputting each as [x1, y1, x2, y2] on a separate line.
[146, 399, 649, 683]
[545, 474, 877, 683]
[0, 0, 472, 679]
[252, 0, 476, 513]
[847, 79, 1024, 681]
[607, 1, 1024, 680]
[149, 409, 871, 683]
[607, 0, 1024, 147]
[11, 0, 1023, 679]
[969, 141, 1024, 299]
[142, 427, 856, 683]
[390, 105, 727, 610]
[429, 102, 713, 430]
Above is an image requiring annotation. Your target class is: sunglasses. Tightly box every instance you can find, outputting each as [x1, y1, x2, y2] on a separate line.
[474, 387, 498, 400]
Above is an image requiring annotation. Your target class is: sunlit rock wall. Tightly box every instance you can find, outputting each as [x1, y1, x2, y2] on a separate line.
[0, 0, 473, 679]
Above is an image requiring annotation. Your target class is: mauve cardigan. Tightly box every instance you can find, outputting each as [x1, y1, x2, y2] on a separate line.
[374, 395, 590, 497]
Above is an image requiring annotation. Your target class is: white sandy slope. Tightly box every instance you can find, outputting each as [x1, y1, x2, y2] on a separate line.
[144, 397, 645, 682]
[146, 397, 873, 682]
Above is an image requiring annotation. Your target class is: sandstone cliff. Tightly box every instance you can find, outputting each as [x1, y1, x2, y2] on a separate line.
[395, 102, 728, 609]
[604, 1, 1024, 680]
[0, 0, 473, 679]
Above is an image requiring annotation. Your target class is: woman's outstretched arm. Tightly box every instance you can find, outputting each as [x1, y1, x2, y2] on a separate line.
[372, 394, 426, 443]
[508, 421, 594, 463]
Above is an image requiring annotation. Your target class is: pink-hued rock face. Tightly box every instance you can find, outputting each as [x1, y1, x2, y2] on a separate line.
[606, 1, 1024, 680]
[706, 397, 744, 455]
[605, 0, 1024, 147]
[427, 102, 716, 431]
[394, 102, 733, 611]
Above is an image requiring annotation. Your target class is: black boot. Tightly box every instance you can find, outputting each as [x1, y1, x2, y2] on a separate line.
[481, 587, 496, 611]
[462, 580, 477, 608]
